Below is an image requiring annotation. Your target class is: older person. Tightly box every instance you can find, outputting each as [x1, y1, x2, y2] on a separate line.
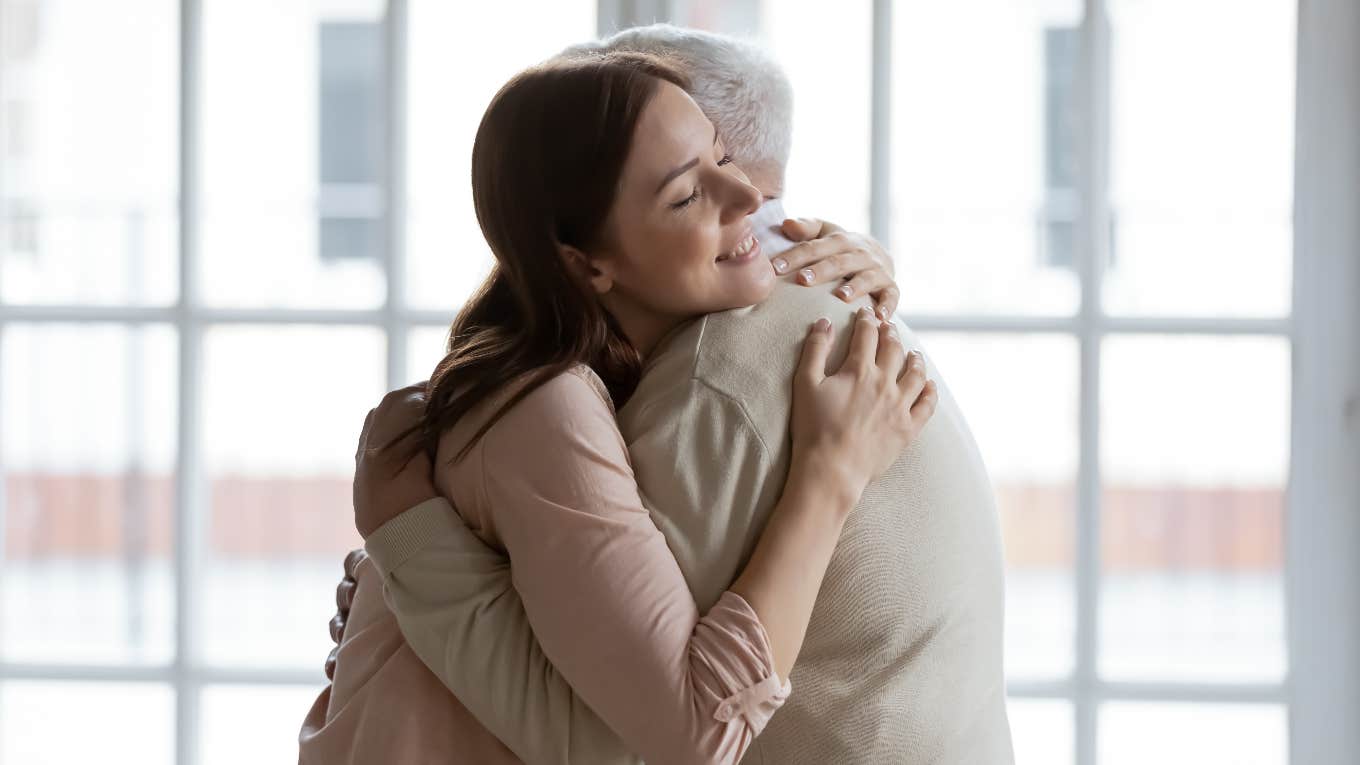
[305, 25, 1013, 765]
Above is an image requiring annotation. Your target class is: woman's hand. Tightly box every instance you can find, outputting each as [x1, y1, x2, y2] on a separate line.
[771, 218, 900, 321]
[790, 308, 937, 505]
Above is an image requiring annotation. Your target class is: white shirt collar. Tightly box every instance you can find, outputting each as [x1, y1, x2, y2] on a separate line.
[748, 198, 798, 258]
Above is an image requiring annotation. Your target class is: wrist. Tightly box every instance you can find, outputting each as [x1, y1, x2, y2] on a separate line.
[787, 448, 864, 517]
[356, 491, 437, 540]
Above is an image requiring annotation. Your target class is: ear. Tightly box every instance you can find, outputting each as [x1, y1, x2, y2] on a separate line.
[558, 243, 615, 295]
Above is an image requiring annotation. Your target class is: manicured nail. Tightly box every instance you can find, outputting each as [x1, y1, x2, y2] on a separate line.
[877, 305, 890, 319]
[799, 268, 815, 284]
[773, 258, 789, 274]
[836, 285, 853, 299]
[813, 317, 831, 333]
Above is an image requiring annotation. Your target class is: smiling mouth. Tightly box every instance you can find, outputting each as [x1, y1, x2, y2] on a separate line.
[716, 233, 758, 263]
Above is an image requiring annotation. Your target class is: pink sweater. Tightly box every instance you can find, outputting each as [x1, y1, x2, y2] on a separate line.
[299, 366, 790, 764]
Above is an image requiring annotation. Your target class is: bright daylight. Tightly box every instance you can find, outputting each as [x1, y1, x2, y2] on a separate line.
[0, 1, 1356, 764]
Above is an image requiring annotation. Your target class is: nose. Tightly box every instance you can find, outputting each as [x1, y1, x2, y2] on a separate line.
[718, 172, 763, 224]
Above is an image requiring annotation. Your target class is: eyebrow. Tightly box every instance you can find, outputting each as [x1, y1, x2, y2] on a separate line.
[654, 128, 720, 194]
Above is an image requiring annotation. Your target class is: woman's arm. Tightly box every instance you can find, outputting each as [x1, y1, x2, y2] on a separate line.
[357, 383, 636, 764]
[367, 497, 640, 765]
[474, 369, 791, 765]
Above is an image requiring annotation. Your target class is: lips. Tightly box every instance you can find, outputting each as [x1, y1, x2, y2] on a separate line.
[716, 233, 759, 264]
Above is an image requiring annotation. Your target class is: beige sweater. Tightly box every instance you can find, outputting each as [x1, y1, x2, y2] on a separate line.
[365, 207, 1014, 763]
[621, 280, 1014, 762]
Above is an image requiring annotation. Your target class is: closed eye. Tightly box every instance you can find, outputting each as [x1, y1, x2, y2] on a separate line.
[670, 148, 730, 210]
[670, 188, 702, 210]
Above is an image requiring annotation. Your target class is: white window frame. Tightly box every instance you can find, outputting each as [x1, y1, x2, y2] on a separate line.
[1286, 0, 1360, 763]
[0, 1, 1354, 763]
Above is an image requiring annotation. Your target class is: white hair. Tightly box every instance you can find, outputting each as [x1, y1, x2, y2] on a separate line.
[563, 24, 794, 186]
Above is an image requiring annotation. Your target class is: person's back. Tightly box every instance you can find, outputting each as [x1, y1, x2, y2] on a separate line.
[619, 279, 1014, 762]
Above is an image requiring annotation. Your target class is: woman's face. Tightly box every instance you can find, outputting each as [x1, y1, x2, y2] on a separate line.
[583, 81, 774, 341]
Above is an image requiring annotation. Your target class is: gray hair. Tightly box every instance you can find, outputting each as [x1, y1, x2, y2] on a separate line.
[563, 24, 794, 185]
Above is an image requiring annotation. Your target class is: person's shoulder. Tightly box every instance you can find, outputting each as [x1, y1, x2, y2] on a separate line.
[503, 364, 616, 422]
[694, 282, 860, 382]
[441, 364, 618, 455]
[705, 282, 866, 343]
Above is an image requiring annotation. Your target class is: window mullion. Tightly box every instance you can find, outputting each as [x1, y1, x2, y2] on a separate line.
[1288, 0, 1360, 760]
[175, 0, 205, 763]
[869, 0, 892, 248]
[384, 0, 410, 389]
[1075, 0, 1112, 762]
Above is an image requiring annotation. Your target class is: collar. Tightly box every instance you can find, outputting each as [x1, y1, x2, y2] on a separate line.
[748, 198, 798, 258]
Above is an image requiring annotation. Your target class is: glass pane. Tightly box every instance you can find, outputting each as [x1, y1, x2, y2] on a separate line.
[673, 0, 873, 232]
[1105, 0, 1295, 317]
[0, 0, 179, 305]
[406, 0, 596, 311]
[0, 681, 174, 765]
[201, 685, 323, 765]
[1, 324, 176, 664]
[1100, 336, 1288, 682]
[407, 325, 447, 384]
[892, 0, 1082, 315]
[201, 326, 382, 668]
[199, 0, 386, 308]
[1099, 702, 1287, 765]
[919, 333, 1078, 680]
[1007, 698, 1073, 765]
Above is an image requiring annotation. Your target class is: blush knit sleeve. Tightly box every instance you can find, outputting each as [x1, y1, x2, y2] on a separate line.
[374, 368, 789, 765]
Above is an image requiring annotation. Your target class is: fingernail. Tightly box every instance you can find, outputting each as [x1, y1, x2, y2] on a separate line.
[773, 258, 788, 274]
[878, 305, 890, 319]
[836, 285, 853, 299]
[859, 307, 873, 319]
[813, 317, 831, 333]
[799, 268, 815, 284]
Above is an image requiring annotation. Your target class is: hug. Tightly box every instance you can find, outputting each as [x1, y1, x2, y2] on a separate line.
[300, 23, 1013, 765]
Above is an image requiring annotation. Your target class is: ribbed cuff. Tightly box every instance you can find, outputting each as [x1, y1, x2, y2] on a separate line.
[363, 496, 457, 579]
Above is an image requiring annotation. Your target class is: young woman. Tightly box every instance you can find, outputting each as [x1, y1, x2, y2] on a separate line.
[314, 51, 936, 765]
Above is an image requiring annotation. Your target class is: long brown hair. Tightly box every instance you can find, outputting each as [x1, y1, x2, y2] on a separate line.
[414, 52, 690, 463]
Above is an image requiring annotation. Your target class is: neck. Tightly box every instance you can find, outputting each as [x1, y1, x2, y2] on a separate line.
[602, 298, 687, 359]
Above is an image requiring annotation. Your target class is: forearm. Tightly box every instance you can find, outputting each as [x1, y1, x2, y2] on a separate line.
[727, 458, 858, 680]
[366, 498, 638, 765]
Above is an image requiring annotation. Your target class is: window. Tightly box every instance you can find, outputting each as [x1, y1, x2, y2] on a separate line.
[0, 1, 598, 762]
[0, 1, 1322, 763]
[318, 21, 384, 263]
[682, 1, 1297, 763]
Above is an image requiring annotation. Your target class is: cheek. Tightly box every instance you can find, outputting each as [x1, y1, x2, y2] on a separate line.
[615, 218, 771, 313]
[627, 221, 721, 299]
